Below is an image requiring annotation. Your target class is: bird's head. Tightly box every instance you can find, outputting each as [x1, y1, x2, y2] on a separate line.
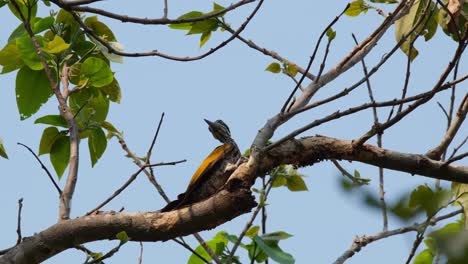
[204, 119, 233, 144]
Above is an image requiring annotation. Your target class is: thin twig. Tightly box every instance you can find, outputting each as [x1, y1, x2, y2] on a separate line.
[227, 179, 274, 263]
[352, 33, 388, 231]
[193, 233, 222, 264]
[331, 160, 370, 185]
[437, 101, 450, 121]
[353, 41, 466, 147]
[138, 242, 143, 264]
[219, 20, 315, 81]
[333, 209, 462, 264]
[443, 152, 468, 166]
[265, 81, 456, 152]
[172, 238, 210, 263]
[69, 0, 264, 61]
[281, 3, 349, 113]
[16, 198, 23, 245]
[17, 143, 62, 195]
[162, 0, 168, 18]
[86, 160, 186, 215]
[144, 113, 171, 203]
[427, 94, 468, 160]
[86, 241, 125, 264]
[448, 135, 468, 159]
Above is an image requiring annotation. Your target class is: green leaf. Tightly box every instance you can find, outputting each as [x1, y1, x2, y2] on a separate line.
[0, 138, 8, 159]
[452, 182, 468, 227]
[97, 41, 124, 64]
[0, 42, 23, 74]
[80, 57, 114, 88]
[8, 0, 37, 21]
[246, 226, 260, 238]
[413, 249, 433, 264]
[394, 0, 424, 61]
[16, 35, 44, 70]
[285, 63, 298, 77]
[265, 62, 281, 74]
[253, 236, 295, 264]
[100, 78, 122, 103]
[188, 19, 218, 35]
[50, 135, 70, 179]
[286, 174, 308, 192]
[370, 0, 398, 3]
[8, 24, 27, 43]
[409, 185, 452, 217]
[345, 0, 369, 17]
[33, 16, 55, 34]
[88, 127, 107, 167]
[213, 2, 225, 13]
[85, 16, 117, 41]
[169, 11, 204, 30]
[35, 115, 68, 128]
[116, 231, 129, 243]
[200, 31, 211, 48]
[56, 9, 80, 43]
[261, 232, 293, 241]
[326, 28, 336, 41]
[187, 234, 227, 264]
[70, 87, 110, 126]
[38, 127, 60, 155]
[41, 35, 70, 54]
[16, 67, 53, 120]
[101, 121, 119, 133]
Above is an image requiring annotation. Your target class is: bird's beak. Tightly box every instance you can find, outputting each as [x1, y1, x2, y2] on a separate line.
[204, 119, 214, 127]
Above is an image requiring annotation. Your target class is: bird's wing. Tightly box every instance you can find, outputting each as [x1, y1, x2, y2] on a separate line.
[185, 143, 232, 191]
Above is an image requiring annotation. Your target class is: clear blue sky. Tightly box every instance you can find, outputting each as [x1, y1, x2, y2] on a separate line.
[0, 1, 466, 263]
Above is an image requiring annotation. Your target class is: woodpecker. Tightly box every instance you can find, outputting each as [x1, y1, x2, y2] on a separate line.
[160, 119, 240, 212]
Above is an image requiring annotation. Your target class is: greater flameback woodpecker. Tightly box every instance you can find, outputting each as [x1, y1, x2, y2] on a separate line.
[160, 119, 240, 212]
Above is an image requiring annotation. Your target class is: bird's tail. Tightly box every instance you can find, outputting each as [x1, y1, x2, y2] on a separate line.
[159, 193, 186, 212]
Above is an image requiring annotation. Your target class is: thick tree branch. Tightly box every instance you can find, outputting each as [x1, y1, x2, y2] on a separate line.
[2, 134, 468, 262]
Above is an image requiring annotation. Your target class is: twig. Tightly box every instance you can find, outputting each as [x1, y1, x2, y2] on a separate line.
[352, 33, 388, 231]
[437, 102, 450, 121]
[281, 3, 349, 113]
[448, 135, 468, 159]
[16, 198, 23, 245]
[193, 233, 222, 264]
[427, 94, 468, 160]
[265, 82, 455, 152]
[86, 241, 125, 264]
[443, 152, 468, 166]
[227, 179, 274, 263]
[331, 160, 369, 185]
[69, 0, 264, 61]
[219, 21, 315, 81]
[396, 41, 414, 114]
[17, 143, 62, 195]
[10, 0, 80, 221]
[138, 242, 143, 264]
[114, 120, 204, 261]
[163, 0, 168, 18]
[86, 160, 186, 215]
[333, 209, 462, 264]
[405, 220, 430, 264]
[172, 238, 210, 263]
[144, 113, 171, 202]
[55, 0, 254, 25]
[353, 40, 466, 147]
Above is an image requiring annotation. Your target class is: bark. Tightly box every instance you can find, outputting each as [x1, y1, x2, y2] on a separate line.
[2, 136, 467, 263]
